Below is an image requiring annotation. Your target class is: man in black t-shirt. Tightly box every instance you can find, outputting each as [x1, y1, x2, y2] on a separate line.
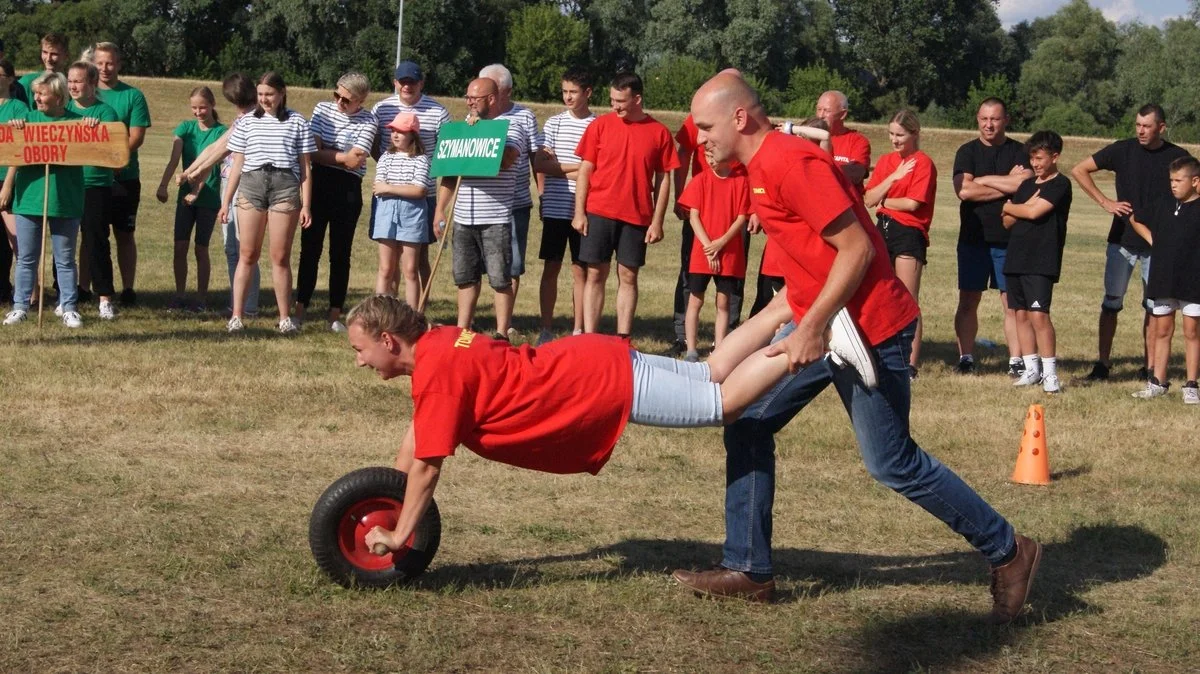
[1071, 104, 1192, 382]
[952, 98, 1032, 376]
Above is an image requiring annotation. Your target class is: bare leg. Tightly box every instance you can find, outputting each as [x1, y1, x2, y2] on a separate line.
[1183, 316, 1199, 382]
[685, 291, 703, 354]
[1029, 311, 1057, 359]
[493, 284, 515, 335]
[1097, 308, 1118, 367]
[1143, 310, 1155, 374]
[893, 256, 923, 367]
[539, 260, 562, 330]
[714, 291, 730, 347]
[570, 262, 585, 333]
[706, 291, 793, 382]
[1014, 309, 1037, 360]
[457, 283, 480, 329]
[583, 262, 609, 333]
[232, 207, 267, 319]
[195, 244, 210, 305]
[1151, 313, 1174, 383]
[400, 244, 422, 308]
[267, 208, 301, 321]
[376, 241, 400, 296]
[615, 263, 639, 335]
[1001, 294, 1020, 361]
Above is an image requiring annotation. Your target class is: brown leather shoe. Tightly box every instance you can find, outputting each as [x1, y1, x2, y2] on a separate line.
[989, 534, 1043, 624]
[672, 566, 775, 603]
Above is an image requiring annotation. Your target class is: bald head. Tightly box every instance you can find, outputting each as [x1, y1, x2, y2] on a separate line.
[690, 74, 771, 166]
[816, 91, 849, 132]
[466, 77, 499, 118]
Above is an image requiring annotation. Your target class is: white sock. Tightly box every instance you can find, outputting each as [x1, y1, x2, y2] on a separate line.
[1009, 356, 1022, 366]
[1042, 357, 1057, 378]
[1023, 354, 1041, 375]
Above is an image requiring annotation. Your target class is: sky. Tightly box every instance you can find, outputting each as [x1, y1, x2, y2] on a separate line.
[997, 0, 1191, 27]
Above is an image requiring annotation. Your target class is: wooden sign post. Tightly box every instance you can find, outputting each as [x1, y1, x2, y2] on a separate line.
[0, 121, 129, 329]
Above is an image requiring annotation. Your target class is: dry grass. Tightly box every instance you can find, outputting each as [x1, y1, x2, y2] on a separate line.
[1, 77, 1198, 673]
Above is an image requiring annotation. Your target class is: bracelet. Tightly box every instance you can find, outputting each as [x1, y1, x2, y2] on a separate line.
[783, 121, 793, 136]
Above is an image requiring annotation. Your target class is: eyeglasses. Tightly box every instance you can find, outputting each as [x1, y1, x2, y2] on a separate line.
[464, 95, 490, 103]
[332, 91, 353, 105]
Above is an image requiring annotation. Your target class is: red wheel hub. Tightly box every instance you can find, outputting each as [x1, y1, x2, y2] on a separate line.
[337, 497, 417, 571]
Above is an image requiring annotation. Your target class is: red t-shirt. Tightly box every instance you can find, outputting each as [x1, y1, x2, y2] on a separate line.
[746, 132, 919, 346]
[865, 150, 937, 240]
[830, 129, 871, 193]
[576, 112, 681, 226]
[760, 237, 786, 277]
[410, 327, 633, 475]
[678, 167, 751, 278]
[675, 115, 708, 179]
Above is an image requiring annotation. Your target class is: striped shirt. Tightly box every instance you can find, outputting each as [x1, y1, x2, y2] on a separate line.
[310, 101, 377, 178]
[496, 104, 542, 208]
[227, 110, 317, 177]
[540, 110, 595, 220]
[375, 151, 430, 190]
[371, 94, 450, 192]
[453, 121, 522, 226]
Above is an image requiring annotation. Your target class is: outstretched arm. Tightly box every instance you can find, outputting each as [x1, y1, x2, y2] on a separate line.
[365, 455, 443, 553]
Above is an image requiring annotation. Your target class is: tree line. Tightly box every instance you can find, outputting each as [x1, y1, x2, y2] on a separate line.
[4, 0, 1200, 141]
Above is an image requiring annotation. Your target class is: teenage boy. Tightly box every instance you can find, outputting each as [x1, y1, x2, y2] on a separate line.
[1001, 131, 1073, 394]
[435, 78, 519, 339]
[1127, 156, 1200, 403]
[533, 67, 595, 345]
[94, 42, 151, 307]
[16, 33, 68, 102]
[573, 72, 680, 337]
[1072, 104, 1191, 382]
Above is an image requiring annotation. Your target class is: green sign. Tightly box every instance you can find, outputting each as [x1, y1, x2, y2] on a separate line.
[430, 120, 510, 178]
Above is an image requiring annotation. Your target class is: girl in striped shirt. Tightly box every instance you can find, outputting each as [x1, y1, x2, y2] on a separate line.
[218, 72, 316, 334]
[372, 113, 430, 309]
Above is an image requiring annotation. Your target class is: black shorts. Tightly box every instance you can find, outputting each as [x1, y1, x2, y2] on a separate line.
[579, 215, 647, 268]
[876, 214, 927, 265]
[538, 217, 581, 264]
[110, 179, 141, 233]
[688, 273, 739, 295]
[1005, 274, 1055, 312]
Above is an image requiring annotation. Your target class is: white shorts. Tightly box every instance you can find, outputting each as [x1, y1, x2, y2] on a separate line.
[1151, 298, 1200, 318]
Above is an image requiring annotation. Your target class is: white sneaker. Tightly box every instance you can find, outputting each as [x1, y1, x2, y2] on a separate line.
[826, 307, 878, 389]
[1013, 368, 1043, 386]
[330, 320, 347, 333]
[1042, 373, 1061, 394]
[572, 328, 583, 336]
[1183, 382, 1199, 405]
[54, 304, 63, 317]
[1132, 379, 1168, 399]
[506, 327, 520, 343]
[61, 310, 83, 328]
[98, 299, 116, 320]
[535, 329, 554, 346]
[227, 316, 245, 333]
[278, 317, 299, 334]
[3, 309, 27, 325]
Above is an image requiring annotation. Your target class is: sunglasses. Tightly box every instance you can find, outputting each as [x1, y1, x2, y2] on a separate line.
[332, 91, 354, 105]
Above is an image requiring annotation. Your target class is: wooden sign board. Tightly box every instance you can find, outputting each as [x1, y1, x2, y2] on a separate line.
[0, 121, 129, 168]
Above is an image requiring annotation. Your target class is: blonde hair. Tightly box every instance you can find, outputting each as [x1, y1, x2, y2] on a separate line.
[346, 295, 429, 342]
[68, 60, 99, 86]
[32, 71, 68, 106]
[336, 72, 370, 101]
[890, 109, 921, 135]
[93, 42, 121, 60]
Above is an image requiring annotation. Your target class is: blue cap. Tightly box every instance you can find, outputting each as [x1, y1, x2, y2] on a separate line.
[393, 61, 423, 82]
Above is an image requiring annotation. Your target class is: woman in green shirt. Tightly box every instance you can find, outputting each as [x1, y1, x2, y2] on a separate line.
[0, 59, 29, 307]
[0, 72, 87, 328]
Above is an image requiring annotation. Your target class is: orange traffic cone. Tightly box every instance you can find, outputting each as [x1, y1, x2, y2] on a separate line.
[1012, 404, 1051, 485]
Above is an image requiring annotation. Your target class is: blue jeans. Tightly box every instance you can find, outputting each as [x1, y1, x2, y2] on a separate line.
[721, 320, 1016, 575]
[1102, 243, 1151, 312]
[220, 181, 260, 314]
[510, 205, 532, 277]
[13, 214, 78, 312]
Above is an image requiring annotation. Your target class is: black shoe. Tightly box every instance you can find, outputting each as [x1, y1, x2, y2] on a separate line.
[955, 356, 976, 375]
[1137, 366, 1150, 382]
[908, 365, 919, 381]
[119, 288, 137, 307]
[1007, 360, 1025, 378]
[1083, 361, 1110, 382]
[667, 339, 688, 357]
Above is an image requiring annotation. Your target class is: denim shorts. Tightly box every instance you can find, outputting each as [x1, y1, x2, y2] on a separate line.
[957, 242, 1007, 293]
[236, 167, 300, 212]
[1102, 243, 1151, 312]
[452, 222, 511, 289]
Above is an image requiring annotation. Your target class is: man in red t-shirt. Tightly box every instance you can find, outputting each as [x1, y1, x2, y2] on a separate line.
[672, 74, 1041, 625]
[816, 90, 871, 194]
[573, 72, 680, 336]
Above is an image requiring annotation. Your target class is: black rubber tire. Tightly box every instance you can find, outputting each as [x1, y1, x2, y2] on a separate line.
[308, 467, 441, 588]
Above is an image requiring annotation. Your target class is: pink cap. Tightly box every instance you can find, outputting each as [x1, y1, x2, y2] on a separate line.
[387, 112, 420, 133]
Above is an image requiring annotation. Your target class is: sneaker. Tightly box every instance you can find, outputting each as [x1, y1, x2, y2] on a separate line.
[61, 310, 83, 329]
[1083, 361, 1110, 382]
[667, 339, 688, 357]
[1132, 377, 1169, 399]
[908, 364, 919, 381]
[1007, 360, 1025, 378]
[1013, 369, 1043, 387]
[330, 320, 347, 333]
[98, 299, 116, 320]
[491, 331, 509, 342]
[826, 307, 878, 388]
[955, 355, 976, 375]
[572, 328, 583, 336]
[506, 327, 520, 343]
[278, 317, 300, 334]
[989, 534, 1042, 624]
[54, 304, 63, 317]
[1042, 373, 1061, 394]
[684, 350, 700, 363]
[535, 329, 554, 346]
[119, 288, 137, 307]
[3, 309, 27, 325]
[226, 316, 245, 333]
[1183, 381, 1199, 405]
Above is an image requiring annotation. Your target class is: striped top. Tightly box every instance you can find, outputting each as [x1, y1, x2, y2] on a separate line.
[371, 94, 450, 192]
[496, 104, 542, 208]
[540, 110, 595, 220]
[310, 101, 378, 178]
[375, 151, 430, 191]
[227, 110, 317, 177]
[453, 121, 522, 226]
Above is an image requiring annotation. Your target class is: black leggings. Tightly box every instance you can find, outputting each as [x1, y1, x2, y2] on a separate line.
[81, 187, 115, 297]
[297, 165, 363, 310]
[0, 212, 12, 301]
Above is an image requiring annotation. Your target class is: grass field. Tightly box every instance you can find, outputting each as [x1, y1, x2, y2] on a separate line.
[2, 77, 1199, 673]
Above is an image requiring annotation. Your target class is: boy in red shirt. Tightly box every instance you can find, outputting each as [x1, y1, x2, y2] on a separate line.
[572, 72, 680, 337]
[678, 158, 751, 361]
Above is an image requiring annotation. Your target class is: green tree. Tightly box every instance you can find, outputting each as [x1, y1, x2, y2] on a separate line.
[782, 62, 862, 118]
[507, 4, 590, 102]
[1034, 101, 1101, 137]
[1114, 19, 1200, 142]
[642, 54, 715, 110]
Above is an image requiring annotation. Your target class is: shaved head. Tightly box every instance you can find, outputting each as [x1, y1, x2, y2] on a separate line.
[467, 77, 498, 97]
[690, 74, 771, 166]
[466, 77, 499, 118]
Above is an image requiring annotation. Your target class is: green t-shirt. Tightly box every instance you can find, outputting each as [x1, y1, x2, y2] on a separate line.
[16, 72, 41, 104]
[97, 80, 151, 182]
[66, 99, 120, 189]
[0, 97, 31, 182]
[174, 119, 228, 210]
[13, 109, 86, 219]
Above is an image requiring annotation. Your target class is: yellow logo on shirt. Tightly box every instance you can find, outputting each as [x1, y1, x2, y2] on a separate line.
[454, 329, 477, 349]
[752, 187, 766, 194]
